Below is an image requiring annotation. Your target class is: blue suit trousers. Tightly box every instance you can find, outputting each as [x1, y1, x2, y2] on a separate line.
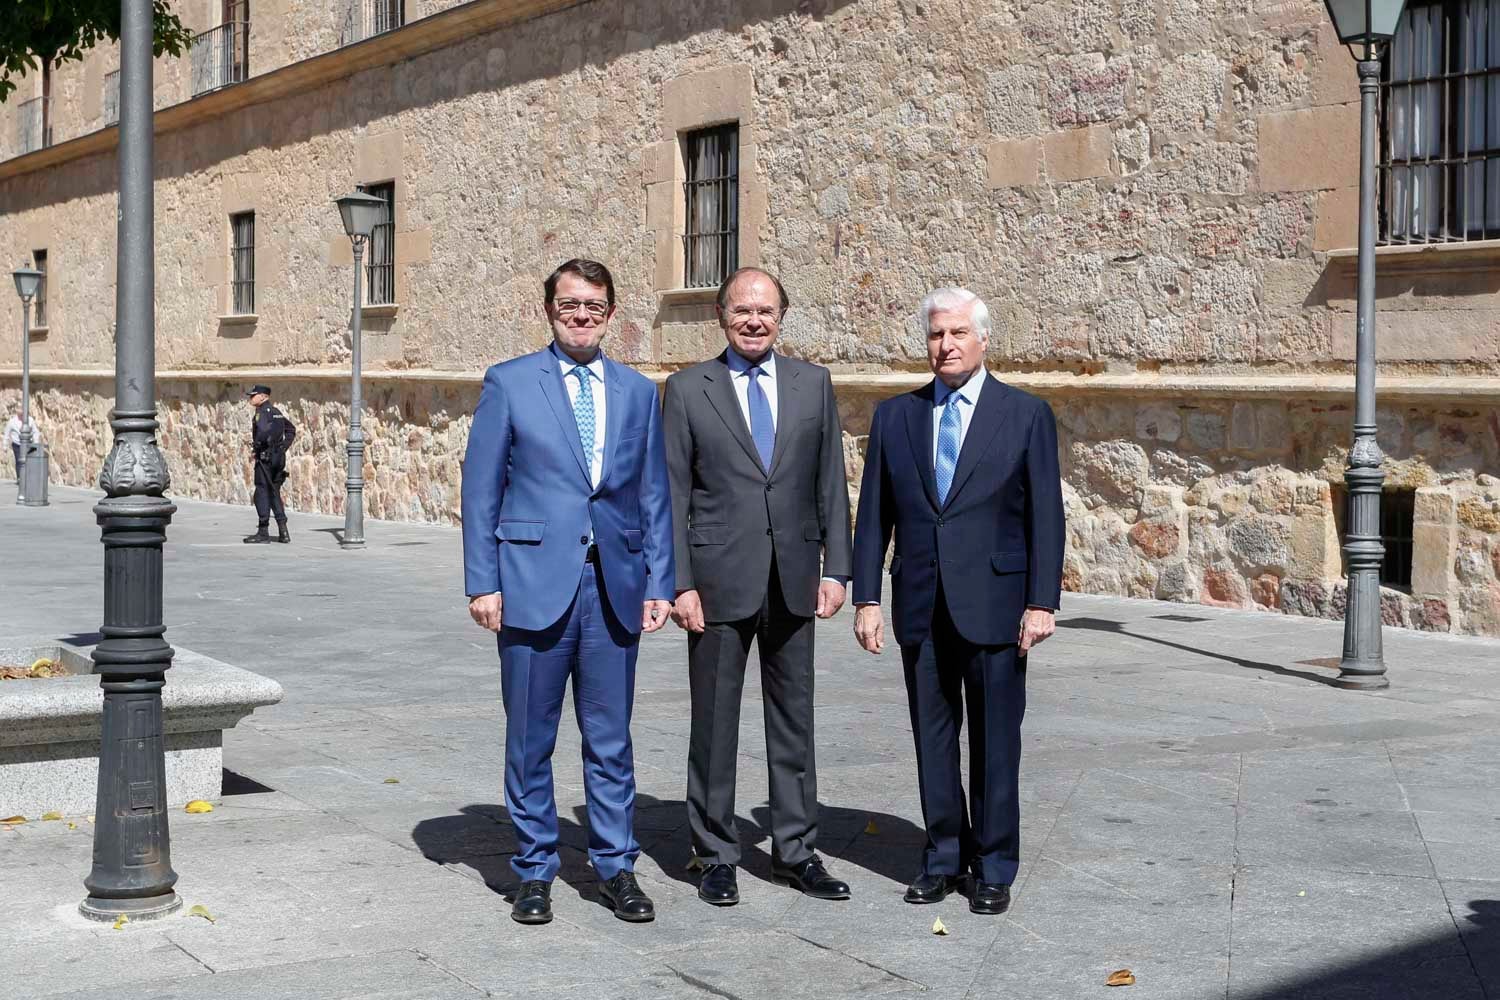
[500, 559, 640, 882]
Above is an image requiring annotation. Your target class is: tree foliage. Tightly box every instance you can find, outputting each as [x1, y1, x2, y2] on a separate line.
[1, 1, 193, 104]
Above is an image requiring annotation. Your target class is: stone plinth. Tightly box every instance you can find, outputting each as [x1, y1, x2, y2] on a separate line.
[0, 638, 283, 817]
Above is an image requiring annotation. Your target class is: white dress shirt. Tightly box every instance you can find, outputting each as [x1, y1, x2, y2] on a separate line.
[552, 342, 606, 488]
[725, 347, 778, 432]
[5, 415, 39, 448]
[932, 368, 986, 470]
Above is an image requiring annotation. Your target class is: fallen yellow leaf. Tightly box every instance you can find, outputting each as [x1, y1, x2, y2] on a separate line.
[41, 811, 62, 821]
[0, 815, 25, 824]
[66, 822, 77, 830]
[183, 800, 213, 814]
[112, 915, 128, 930]
[1297, 890, 1306, 897]
[187, 904, 215, 924]
[685, 855, 705, 872]
[1106, 969, 1136, 987]
[932, 917, 948, 936]
[864, 819, 879, 835]
[382, 778, 400, 784]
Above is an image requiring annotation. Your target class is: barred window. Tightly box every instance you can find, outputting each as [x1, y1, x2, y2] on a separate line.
[1381, 0, 1500, 243]
[230, 212, 255, 315]
[683, 124, 739, 288]
[366, 182, 395, 305]
[1332, 486, 1417, 588]
[32, 250, 46, 327]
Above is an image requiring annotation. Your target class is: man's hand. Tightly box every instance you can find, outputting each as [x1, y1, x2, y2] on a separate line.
[671, 589, 706, 633]
[469, 592, 503, 632]
[854, 604, 884, 654]
[815, 580, 847, 619]
[642, 599, 672, 634]
[1019, 607, 1055, 654]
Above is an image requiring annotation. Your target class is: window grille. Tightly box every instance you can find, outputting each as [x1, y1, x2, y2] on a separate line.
[366, 182, 396, 305]
[191, 5, 250, 96]
[103, 70, 121, 127]
[682, 124, 739, 288]
[230, 212, 255, 315]
[32, 250, 47, 327]
[341, 0, 405, 45]
[1332, 486, 1417, 588]
[1381, 0, 1500, 243]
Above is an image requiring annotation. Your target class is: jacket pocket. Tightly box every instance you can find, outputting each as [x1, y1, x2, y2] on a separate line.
[802, 520, 824, 541]
[625, 529, 643, 552]
[496, 519, 546, 543]
[688, 522, 728, 546]
[991, 550, 1028, 574]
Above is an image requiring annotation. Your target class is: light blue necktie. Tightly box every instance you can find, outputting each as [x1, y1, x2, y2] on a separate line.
[935, 394, 962, 505]
[747, 366, 775, 473]
[570, 366, 595, 483]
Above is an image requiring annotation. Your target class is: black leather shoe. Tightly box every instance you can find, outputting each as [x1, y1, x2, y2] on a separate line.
[511, 880, 553, 924]
[969, 880, 1011, 915]
[772, 855, 851, 900]
[904, 872, 962, 904]
[599, 871, 655, 922]
[275, 521, 290, 543]
[243, 529, 270, 544]
[697, 863, 739, 906]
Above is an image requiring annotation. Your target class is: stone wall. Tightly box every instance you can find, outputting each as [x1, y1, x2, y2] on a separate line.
[7, 374, 1499, 636]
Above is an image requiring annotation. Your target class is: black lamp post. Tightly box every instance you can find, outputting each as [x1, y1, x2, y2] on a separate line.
[80, 0, 181, 922]
[333, 189, 385, 550]
[1321, 0, 1407, 690]
[11, 262, 41, 506]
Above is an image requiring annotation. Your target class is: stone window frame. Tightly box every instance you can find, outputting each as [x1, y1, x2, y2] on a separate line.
[645, 65, 767, 299]
[229, 210, 256, 316]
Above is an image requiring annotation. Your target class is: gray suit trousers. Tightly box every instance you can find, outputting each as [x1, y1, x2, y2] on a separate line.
[686, 567, 818, 866]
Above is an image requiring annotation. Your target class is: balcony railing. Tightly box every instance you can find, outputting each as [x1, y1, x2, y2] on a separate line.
[190, 21, 250, 97]
[340, 0, 404, 46]
[103, 70, 121, 127]
[17, 96, 51, 154]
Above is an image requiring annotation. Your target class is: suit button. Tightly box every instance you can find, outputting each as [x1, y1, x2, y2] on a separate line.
[766, 484, 774, 492]
[930, 559, 937, 567]
[579, 536, 589, 545]
[937, 519, 945, 527]
[766, 528, 773, 535]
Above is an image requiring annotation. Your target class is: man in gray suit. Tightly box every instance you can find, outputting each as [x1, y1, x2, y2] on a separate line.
[664, 267, 853, 906]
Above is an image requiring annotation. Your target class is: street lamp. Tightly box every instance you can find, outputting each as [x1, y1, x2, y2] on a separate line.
[81, 0, 181, 922]
[11, 262, 42, 506]
[1322, 0, 1407, 690]
[334, 188, 385, 549]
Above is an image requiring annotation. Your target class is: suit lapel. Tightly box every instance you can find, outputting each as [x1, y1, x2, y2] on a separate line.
[703, 352, 765, 475]
[766, 354, 798, 479]
[904, 383, 941, 512]
[942, 374, 1005, 511]
[537, 350, 591, 484]
[599, 357, 625, 492]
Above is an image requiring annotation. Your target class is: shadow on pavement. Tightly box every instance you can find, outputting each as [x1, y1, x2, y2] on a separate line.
[1057, 616, 1342, 687]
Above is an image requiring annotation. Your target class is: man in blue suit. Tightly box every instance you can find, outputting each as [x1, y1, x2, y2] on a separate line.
[851, 287, 1065, 916]
[462, 259, 675, 926]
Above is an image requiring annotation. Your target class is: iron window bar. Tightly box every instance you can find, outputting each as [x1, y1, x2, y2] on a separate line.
[366, 183, 396, 305]
[1379, 0, 1500, 244]
[190, 20, 251, 97]
[683, 124, 740, 289]
[32, 250, 47, 328]
[341, 0, 405, 46]
[103, 70, 121, 127]
[17, 96, 51, 154]
[230, 212, 255, 315]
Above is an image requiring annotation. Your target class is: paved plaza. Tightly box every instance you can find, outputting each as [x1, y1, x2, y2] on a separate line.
[2, 484, 1498, 999]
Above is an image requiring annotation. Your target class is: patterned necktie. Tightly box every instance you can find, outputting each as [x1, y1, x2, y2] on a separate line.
[935, 393, 963, 505]
[746, 365, 775, 473]
[570, 365, 595, 483]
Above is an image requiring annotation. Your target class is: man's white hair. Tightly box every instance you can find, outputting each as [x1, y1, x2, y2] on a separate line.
[919, 287, 991, 340]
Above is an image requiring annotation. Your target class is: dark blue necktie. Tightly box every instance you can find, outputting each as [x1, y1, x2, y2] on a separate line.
[747, 366, 775, 473]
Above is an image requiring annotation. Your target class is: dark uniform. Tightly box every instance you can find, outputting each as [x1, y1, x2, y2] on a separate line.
[244, 387, 297, 543]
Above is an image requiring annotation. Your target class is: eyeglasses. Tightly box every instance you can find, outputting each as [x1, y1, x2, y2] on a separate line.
[727, 306, 781, 321]
[554, 298, 610, 318]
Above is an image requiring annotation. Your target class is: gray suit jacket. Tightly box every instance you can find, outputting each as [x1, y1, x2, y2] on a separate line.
[663, 350, 852, 621]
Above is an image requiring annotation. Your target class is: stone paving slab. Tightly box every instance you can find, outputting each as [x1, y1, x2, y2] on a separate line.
[2, 485, 1500, 999]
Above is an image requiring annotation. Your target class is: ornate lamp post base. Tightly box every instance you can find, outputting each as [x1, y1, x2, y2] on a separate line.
[80, 891, 182, 923]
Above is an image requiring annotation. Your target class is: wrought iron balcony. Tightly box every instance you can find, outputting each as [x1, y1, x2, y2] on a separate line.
[189, 21, 250, 97]
[340, 0, 405, 46]
[103, 70, 121, 127]
[17, 96, 51, 154]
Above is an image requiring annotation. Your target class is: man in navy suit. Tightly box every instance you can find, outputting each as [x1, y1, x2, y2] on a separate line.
[851, 287, 1064, 916]
[462, 259, 675, 925]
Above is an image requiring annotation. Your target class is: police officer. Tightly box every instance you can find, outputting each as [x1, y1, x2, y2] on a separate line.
[243, 385, 297, 544]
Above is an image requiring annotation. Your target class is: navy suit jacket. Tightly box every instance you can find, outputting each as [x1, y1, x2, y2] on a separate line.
[851, 374, 1065, 647]
[460, 347, 675, 634]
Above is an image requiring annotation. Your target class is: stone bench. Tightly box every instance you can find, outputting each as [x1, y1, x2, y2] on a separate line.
[0, 637, 283, 817]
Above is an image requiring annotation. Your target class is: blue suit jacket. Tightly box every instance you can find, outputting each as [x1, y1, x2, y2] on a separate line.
[460, 347, 675, 634]
[852, 375, 1065, 647]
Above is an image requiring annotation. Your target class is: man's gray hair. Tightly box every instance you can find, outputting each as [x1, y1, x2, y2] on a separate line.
[919, 287, 991, 340]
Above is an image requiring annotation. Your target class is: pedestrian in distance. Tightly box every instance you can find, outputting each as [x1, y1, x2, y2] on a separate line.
[242, 385, 297, 544]
[4, 407, 40, 480]
[851, 287, 1065, 915]
[461, 258, 675, 926]
[662, 267, 854, 907]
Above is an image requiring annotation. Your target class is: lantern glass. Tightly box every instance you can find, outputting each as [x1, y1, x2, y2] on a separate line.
[12, 264, 41, 302]
[335, 190, 387, 240]
[1324, 0, 1408, 44]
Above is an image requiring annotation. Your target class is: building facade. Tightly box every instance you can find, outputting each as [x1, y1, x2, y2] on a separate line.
[3, 0, 1499, 635]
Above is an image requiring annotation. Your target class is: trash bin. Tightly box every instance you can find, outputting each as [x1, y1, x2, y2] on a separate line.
[19, 441, 48, 507]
